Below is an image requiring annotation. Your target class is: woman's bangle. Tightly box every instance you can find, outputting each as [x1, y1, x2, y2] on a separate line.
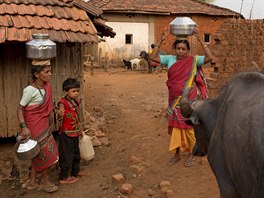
[20, 122, 27, 129]
[204, 44, 208, 48]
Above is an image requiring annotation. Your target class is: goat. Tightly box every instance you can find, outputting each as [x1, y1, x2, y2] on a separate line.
[122, 59, 132, 70]
[130, 58, 141, 70]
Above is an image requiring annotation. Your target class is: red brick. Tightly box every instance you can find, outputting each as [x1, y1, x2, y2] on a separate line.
[112, 173, 125, 184]
[120, 183, 134, 195]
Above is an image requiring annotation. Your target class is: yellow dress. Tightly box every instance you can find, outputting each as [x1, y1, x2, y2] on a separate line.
[169, 128, 196, 153]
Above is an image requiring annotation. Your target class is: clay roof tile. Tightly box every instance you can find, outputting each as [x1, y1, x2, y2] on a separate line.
[10, 15, 23, 28]
[0, 0, 99, 43]
[0, 15, 11, 26]
[3, 3, 15, 14]
[34, 5, 48, 17]
[37, 17, 50, 29]
[52, 6, 65, 19]
[70, 7, 84, 21]
[15, 4, 28, 15]
[49, 18, 61, 31]
[88, 0, 242, 17]
[60, 19, 71, 31]
[43, 17, 54, 29]
[0, 27, 6, 43]
[28, 4, 37, 15]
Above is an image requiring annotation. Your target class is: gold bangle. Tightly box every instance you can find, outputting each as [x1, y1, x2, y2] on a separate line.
[204, 44, 208, 48]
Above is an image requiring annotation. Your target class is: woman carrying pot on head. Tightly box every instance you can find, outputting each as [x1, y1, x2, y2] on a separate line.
[17, 60, 59, 192]
[149, 28, 213, 167]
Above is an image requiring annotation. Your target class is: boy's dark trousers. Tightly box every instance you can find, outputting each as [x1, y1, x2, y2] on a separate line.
[59, 133, 80, 180]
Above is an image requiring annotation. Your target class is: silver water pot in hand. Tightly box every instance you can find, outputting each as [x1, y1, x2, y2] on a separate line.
[15, 135, 40, 160]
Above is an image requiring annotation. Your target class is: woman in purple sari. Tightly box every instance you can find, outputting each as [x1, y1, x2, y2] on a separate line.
[150, 28, 213, 166]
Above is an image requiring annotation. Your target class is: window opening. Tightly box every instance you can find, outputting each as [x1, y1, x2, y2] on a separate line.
[204, 34, 211, 43]
[125, 34, 133, 44]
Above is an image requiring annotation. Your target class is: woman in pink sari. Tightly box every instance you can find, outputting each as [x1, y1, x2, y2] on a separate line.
[150, 28, 213, 167]
[17, 63, 59, 192]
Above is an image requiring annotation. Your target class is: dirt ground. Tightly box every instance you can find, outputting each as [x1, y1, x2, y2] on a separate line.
[0, 68, 219, 198]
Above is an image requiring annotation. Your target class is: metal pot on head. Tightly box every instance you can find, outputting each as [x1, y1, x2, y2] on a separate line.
[26, 33, 56, 60]
[170, 17, 197, 37]
[15, 135, 40, 160]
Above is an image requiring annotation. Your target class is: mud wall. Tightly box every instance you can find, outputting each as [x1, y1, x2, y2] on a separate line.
[208, 18, 264, 97]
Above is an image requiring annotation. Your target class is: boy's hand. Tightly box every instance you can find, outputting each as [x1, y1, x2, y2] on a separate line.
[56, 103, 65, 120]
[56, 108, 64, 117]
[80, 131, 85, 138]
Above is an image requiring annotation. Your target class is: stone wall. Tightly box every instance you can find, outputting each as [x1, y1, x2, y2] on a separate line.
[208, 18, 264, 97]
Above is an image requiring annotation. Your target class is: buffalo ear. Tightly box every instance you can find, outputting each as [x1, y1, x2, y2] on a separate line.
[189, 116, 200, 125]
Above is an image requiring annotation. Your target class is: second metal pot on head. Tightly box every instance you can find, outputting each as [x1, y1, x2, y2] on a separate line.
[170, 17, 197, 37]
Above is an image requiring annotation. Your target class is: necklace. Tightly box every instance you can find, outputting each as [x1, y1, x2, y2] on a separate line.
[65, 96, 78, 109]
[34, 81, 44, 98]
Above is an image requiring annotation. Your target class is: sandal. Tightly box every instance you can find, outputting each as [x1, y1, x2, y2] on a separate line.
[184, 154, 195, 167]
[39, 183, 58, 193]
[167, 155, 181, 165]
[27, 183, 39, 190]
[60, 176, 79, 184]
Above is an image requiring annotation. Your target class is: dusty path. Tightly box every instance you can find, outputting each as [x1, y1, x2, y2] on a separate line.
[0, 69, 219, 198]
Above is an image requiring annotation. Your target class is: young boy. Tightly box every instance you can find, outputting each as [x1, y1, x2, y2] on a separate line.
[57, 78, 82, 184]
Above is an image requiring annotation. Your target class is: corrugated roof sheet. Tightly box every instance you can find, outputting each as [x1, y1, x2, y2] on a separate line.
[0, 0, 100, 43]
[88, 0, 243, 18]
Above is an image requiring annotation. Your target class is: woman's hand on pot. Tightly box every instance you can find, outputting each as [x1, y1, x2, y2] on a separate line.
[192, 27, 199, 37]
[20, 127, 31, 138]
[160, 31, 167, 43]
[160, 27, 168, 43]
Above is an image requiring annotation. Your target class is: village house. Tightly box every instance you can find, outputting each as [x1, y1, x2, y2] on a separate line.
[74, 0, 116, 67]
[0, 0, 103, 137]
[86, 0, 243, 66]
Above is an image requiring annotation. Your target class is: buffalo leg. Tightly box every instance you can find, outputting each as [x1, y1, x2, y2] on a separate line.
[208, 144, 240, 198]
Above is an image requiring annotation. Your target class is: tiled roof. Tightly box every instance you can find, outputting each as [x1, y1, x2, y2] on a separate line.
[74, 0, 116, 38]
[0, 0, 100, 43]
[88, 0, 243, 18]
[74, 0, 103, 17]
[93, 18, 116, 38]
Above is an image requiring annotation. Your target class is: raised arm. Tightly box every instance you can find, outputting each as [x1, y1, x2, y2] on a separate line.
[149, 31, 167, 63]
[192, 28, 214, 64]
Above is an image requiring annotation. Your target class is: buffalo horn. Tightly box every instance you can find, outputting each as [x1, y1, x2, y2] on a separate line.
[180, 87, 193, 118]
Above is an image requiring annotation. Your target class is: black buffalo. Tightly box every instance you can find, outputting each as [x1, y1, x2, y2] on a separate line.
[180, 72, 264, 198]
